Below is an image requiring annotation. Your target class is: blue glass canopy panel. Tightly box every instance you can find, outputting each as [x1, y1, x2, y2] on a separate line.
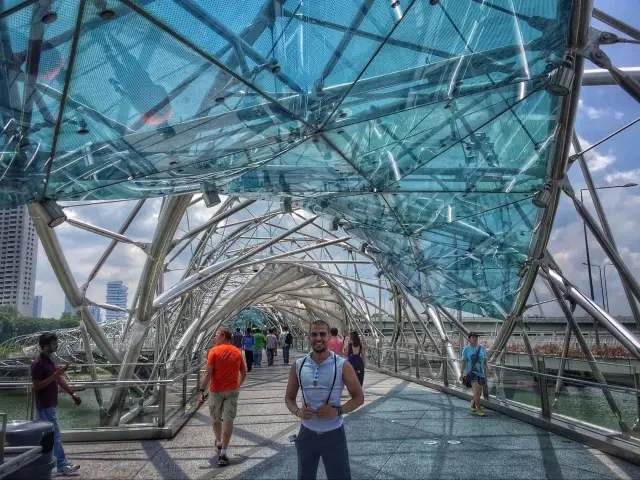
[0, 0, 573, 317]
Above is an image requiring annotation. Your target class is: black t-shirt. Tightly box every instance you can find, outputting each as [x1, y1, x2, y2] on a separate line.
[31, 353, 58, 409]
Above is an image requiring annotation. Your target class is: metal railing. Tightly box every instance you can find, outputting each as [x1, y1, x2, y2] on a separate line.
[0, 350, 208, 429]
[365, 344, 640, 438]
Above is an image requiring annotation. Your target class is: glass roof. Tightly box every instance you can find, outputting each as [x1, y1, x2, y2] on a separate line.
[0, 0, 573, 317]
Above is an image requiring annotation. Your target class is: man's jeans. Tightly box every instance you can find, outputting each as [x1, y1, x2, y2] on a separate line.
[267, 348, 275, 365]
[253, 349, 263, 366]
[295, 425, 351, 480]
[282, 345, 290, 364]
[37, 407, 67, 471]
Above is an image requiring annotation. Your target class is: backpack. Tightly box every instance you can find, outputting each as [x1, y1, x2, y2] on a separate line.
[285, 332, 293, 345]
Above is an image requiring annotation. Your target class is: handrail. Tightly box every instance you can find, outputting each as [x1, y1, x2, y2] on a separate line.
[0, 445, 43, 479]
[0, 360, 206, 389]
[366, 345, 640, 396]
[369, 343, 639, 367]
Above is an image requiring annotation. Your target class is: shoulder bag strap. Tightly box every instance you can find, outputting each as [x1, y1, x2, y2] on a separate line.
[298, 357, 307, 406]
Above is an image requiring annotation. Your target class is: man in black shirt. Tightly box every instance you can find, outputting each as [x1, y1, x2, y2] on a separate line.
[32, 332, 82, 476]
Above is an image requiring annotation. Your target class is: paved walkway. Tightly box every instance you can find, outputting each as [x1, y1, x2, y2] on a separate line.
[68, 355, 640, 479]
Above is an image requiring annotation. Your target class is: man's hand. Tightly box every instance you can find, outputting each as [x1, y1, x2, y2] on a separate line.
[296, 406, 315, 420]
[198, 391, 206, 406]
[71, 394, 82, 406]
[315, 405, 338, 419]
[55, 365, 68, 377]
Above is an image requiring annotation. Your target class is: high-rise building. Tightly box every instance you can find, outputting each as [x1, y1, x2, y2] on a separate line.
[64, 297, 74, 314]
[88, 305, 102, 323]
[106, 281, 128, 321]
[0, 206, 38, 316]
[63, 298, 100, 322]
[32, 295, 43, 318]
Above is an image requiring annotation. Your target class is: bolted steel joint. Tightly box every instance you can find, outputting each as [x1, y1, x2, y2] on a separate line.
[546, 64, 574, 96]
[532, 183, 552, 208]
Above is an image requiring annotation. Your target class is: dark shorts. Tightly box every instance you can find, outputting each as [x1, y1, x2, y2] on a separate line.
[467, 373, 485, 386]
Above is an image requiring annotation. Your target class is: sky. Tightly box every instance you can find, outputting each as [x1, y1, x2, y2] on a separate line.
[32, 0, 640, 320]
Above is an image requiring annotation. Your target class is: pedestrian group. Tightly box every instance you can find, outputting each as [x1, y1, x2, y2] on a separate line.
[31, 326, 487, 479]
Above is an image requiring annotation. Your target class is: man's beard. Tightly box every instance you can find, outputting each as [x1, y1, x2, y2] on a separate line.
[312, 344, 327, 353]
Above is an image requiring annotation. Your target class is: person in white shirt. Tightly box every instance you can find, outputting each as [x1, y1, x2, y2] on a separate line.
[266, 328, 278, 366]
[285, 320, 364, 479]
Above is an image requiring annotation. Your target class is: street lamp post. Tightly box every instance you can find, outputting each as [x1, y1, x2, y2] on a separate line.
[580, 183, 637, 346]
[604, 263, 614, 313]
[583, 262, 605, 311]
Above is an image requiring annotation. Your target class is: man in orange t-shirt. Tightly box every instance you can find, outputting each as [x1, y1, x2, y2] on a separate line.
[198, 327, 246, 467]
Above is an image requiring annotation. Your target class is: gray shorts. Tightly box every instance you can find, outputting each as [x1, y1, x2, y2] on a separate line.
[208, 390, 239, 422]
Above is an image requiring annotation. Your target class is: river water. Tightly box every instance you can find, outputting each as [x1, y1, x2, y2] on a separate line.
[0, 386, 148, 429]
[1, 380, 637, 433]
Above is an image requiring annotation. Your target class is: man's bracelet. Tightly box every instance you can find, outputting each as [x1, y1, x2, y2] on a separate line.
[337, 405, 343, 416]
[199, 389, 205, 393]
[294, 407, 300, 417]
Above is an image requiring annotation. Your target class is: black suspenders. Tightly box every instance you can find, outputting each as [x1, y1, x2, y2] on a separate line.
[298, 353, 338, 406]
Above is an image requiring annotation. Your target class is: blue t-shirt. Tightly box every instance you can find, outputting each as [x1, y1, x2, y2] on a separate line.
[461, 345, 487, 377]
[243, 335, 255, 350]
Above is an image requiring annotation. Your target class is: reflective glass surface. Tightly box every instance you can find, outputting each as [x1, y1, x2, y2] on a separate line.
[0, 0, 572, 317]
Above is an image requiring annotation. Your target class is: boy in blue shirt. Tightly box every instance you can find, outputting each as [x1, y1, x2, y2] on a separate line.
[460, 332, 488, 416]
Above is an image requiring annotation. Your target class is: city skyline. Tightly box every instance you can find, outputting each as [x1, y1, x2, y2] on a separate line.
[32, 295, 42, 318]
[0, 206, 38, 316]
[106, 281, 128, 321]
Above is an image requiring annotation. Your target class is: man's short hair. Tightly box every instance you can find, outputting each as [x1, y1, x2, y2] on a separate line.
[236, 328, 241, 332]
[39, 332, 58, 349]
[217, 327, 232, 341]
[309, 320, 330, 333]
[282, 326, 289, 331]
[330, 327, 339, 336]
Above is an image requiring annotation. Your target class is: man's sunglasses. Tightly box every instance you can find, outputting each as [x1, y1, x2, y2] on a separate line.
[309, 332, 328, 338]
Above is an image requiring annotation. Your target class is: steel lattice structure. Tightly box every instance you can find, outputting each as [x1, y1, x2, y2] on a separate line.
[1, 0, 640, 434]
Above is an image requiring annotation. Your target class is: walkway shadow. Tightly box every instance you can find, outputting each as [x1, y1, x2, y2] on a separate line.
[537, 429, 564, 480]
[194, 380, 413, 479]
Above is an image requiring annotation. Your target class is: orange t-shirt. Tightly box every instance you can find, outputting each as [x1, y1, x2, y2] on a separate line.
[207, 344, 246, 392]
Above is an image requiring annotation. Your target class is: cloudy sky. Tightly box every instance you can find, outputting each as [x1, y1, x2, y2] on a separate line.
[33, 0, 640, 320]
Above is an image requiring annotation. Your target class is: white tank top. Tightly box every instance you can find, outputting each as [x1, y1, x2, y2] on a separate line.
[296, 352, 345, 432]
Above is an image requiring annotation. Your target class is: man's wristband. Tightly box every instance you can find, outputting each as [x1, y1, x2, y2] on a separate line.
[199, 389, 205, 393]
[294, 407, 300, 417]
[337, 405, 343, 416]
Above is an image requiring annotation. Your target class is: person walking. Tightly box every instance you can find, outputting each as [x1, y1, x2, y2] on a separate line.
[31, 333, 82, 476]
[199, 327, 247, 467]
[243, 328, 255, 372]
[281, 326, 293, 365]
[232, 328, 244, 349]
[266, 328, 278, 366]
[344, 331, 365, 386]
[327, 327, 343, 356]
[253, 328, 265, 368]
[285, 320, 364, 480]
[460, 332, 489, 416]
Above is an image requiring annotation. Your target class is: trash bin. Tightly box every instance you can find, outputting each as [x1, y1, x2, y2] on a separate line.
[4, 421, 55, 480]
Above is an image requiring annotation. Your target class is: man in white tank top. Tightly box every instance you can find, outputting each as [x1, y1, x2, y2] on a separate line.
[285, 320, 364, 480]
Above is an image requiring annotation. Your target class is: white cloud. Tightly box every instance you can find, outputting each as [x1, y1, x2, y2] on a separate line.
[569, 136, 616, 172]
[578, 99, 607, 119]
[605, 169, 640, 184]
[615, 111, 624, 120]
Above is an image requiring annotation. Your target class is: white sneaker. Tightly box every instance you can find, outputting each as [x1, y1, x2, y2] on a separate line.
[56, 464, 80, 476]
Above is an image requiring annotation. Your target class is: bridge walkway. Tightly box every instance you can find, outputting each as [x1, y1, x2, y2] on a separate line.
[67, 355, 640, 480]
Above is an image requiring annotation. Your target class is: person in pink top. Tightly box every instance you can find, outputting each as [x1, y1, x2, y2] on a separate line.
[327, 327, 344, 356]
